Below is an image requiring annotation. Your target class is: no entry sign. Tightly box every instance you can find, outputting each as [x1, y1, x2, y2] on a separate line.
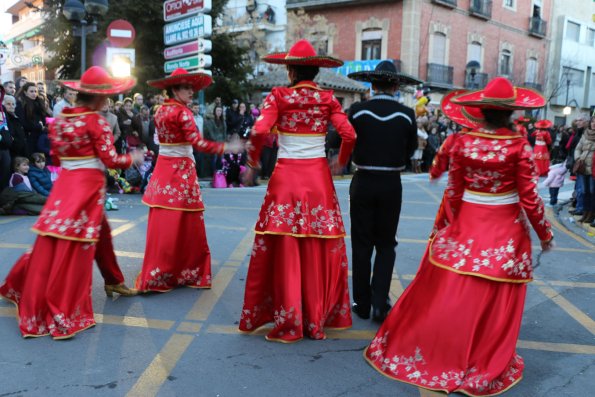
[107, 20, 136, 48]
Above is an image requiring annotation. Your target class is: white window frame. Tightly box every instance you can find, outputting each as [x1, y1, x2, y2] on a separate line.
[503, 0, 516, 11]
[525, 57, 538, 84]
[430, 32, 448, 65]
[499, 49, 513, 77]
[566, 21, 581, 42]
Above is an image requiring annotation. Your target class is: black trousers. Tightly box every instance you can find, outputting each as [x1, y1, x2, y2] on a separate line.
[349, 170, 402, 310]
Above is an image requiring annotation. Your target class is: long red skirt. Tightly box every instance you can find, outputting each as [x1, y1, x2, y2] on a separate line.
[135, 207, 212, 292]
[0, 236, 96, 339]
[239, 235, 352, 342]
[365, 255, 526, 396]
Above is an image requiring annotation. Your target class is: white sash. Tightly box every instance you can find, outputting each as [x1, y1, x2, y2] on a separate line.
[463, 190, 519, 205]
[277, 134, 326, 159]
[61, 158, 105, 171]
[159, 144, 194, 161]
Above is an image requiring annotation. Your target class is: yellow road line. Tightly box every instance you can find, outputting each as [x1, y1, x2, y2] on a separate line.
[206, 224, 248, 231]
[545, 207, 595, 251]
[389, 270, 405, 302]
[419, 388, 445, 397]
[517, 340, 595, 354]
[206, 206, 261, 211]
[401, 215, 436, 220]
[0, 306, 16, 317]
[0, 243, 30, 249]
[107, 218, 129, 223]
[415, 182, 442, 204]
[0, 217, 23, 225]
[126, 334, 194, 397]
[538, 285, 595, 335]
[184, 268, 237, 322]
[94, 314, 174, 330]
[176, 322, 202, 334]
[533, 280, 595, 289]
[111, 215, 148, 237]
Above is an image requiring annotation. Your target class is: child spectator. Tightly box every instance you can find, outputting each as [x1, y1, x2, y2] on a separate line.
[28, 152, 53, 197]
[9, 156, 33, 192]
[542, 160, 568, 206]
[0, 156, 46, 215]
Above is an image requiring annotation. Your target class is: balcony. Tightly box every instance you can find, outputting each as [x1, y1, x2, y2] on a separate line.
[431, 0, 457, 8]
[287, 0, 399, 10]
[523, 82, 542, 91]
[469, 0, 492, 20]
[218, 3, 283, 33]
[3, 13, 43, 44]
[529, 17, 547, 38]
[426, 63, 454, 87]
[465, 72, 488, 89]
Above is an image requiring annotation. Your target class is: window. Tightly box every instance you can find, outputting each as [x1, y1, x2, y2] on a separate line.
[587, 28, 595, 46]
[361, 29, 382, 60]
[526, 58, 538, 83]
[430, 32, 447, 64]
[503, 0, 515, 9]
[467, 41, 482, 64]
[499, 50, 512, 76]
[562, 67, 585, 87]
[566, 21, 580, 42]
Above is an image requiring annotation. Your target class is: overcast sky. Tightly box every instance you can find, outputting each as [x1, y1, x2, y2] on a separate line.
[0, 1, 18, 41]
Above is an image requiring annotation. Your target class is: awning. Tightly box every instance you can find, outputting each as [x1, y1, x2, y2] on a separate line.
[4, 28, 41, 45]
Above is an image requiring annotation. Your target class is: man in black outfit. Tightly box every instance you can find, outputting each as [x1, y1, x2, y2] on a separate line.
[347, 61, 420, 322]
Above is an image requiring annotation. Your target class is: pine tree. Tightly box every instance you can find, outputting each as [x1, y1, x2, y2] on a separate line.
[38, 0, 251, 99]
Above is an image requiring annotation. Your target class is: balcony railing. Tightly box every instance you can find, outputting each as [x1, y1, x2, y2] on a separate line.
[465, 72, 488, 89]
[3, 13, 43, 43]
[219, 3, 280, 32]
[529, 17, 547, 38]
[523, 82, 542, 91]
[469, 0, 492, 20]
[427, 63, 454, 86]
[287, 0, 398, 9]
[431, 0, 457, 8]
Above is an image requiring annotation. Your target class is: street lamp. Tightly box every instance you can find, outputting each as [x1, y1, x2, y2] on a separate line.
[466, 60, 481, 89]
[63, 0, 109, 75]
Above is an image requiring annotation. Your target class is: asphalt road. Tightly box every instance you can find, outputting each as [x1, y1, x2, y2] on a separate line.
[0, 174, 593, 397]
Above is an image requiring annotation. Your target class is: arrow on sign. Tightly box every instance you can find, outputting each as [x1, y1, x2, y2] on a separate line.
[164, 54, 212, 73]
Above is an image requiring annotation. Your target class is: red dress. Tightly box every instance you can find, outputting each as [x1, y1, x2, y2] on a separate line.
[365, 128, 553, 395]
[532, 129, 551, 176]
[0, 107, 132, 339]
[239, 81, 356, 342]
[136, 99, 224, 292]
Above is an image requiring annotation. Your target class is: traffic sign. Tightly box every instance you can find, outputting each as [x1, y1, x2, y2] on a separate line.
[164, 39, 212, 60]
[164, 55, 212, 73]
[164, 14, 212, 46]
[164, 0, 212, 22]
[107, 20, 136, 48]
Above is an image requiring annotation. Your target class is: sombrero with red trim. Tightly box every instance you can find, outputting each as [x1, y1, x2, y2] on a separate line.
[441, 89, 485, 129]
[534, 119, 553, 129]
[513, 116, 530, 124]
[262, 39, 343, 68]
[147, 68, 212, 91]
[58, 66, 136, 95]
[451, 77, 545, 110]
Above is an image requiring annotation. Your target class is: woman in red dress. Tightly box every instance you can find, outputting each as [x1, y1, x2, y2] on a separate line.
[364, 77, 554, 396]
[532, 119, 553, 176]
[136, 68, 241, 292]
[0, 67, 142, 339]
[238, 40, 356, 343]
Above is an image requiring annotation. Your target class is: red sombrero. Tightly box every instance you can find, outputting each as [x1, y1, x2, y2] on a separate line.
[534, 119, 553, 129]
[262, 39, 343, 68]
[441, 89, 485, 129]
[58, 66, 136, 95]
[513, 116, 530, 124]
[451, 77, 545, 110]
[147, 68, 212, 91]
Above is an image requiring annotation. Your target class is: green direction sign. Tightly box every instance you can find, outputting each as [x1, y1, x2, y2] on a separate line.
[164, 55, 212, 73]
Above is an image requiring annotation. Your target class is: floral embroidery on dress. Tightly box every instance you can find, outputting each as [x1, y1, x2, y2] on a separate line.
[466, 167, 503, 193]
[147, 268, 174, 289]
[144, 157, 204, 209]
[177, 267, 211, 286]
[433, 237, 474, 269]
[37, 200, 101, 240]
[273, 306, 301, 338]
[251, 237, 267, 257]
[240, 296, 273, 331]
[50, 306, 95, 336]
[257, 198, 345, 236]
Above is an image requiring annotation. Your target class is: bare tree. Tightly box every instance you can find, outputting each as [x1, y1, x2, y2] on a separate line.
[286, 9, 337, 56]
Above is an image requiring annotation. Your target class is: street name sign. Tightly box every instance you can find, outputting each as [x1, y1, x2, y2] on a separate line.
[164, 39, 212, 60]
[163, 0, 212, 22]
[164, 14, 212, 46]
[164, 54, 212, 73]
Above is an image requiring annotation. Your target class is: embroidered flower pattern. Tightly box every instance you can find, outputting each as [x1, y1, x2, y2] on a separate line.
[18, 306, 95, 337]
[144, 159, 204, 209]
[177, 267, 211, 287]
[146, 268, 174, 288]
[257, 198, 345, 236]
[36, 200, 101, 241]
[367, 333, 524, 395]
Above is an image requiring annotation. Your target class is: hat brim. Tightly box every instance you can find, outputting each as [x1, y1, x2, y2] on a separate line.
[147, 72, 213, 91]
[534, 120, 553, 129]
[348, 70, 423, 86]
[58, 77, 137, 96]
[262, 52, 343, 68]
[441, 89, 485, 129]
[451, 87, 545, 109]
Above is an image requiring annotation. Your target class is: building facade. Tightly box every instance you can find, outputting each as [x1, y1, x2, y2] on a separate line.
[545, 0, 595, 124]
[287, 0, 552, 106]
[2, 0, 49, 84]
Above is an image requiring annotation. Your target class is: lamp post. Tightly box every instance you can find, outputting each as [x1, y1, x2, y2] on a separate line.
[63, 0, 109, 75]
[465, 60, 481, 89]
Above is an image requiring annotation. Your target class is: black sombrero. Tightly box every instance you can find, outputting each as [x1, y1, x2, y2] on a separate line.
[348, 60, 423, 86]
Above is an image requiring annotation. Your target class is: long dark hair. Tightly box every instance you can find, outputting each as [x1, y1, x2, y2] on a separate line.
[17, 82, 49, 120]
[213, 105, 224, 125]
[480, 108, 514, 130]
[287, 65, 320, 86]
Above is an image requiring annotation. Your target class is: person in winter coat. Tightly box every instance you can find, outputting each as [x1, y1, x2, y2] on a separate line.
[28, 152, 53, 197]
[541, 160, 568, 206]
[573, 116, 595, 224]
[15, 82, 50, 155]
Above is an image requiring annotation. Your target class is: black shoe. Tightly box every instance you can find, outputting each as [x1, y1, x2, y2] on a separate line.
[569, 210, 583, 216]
[371, 301, 392, 323]
[351, 303, 370, 320]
